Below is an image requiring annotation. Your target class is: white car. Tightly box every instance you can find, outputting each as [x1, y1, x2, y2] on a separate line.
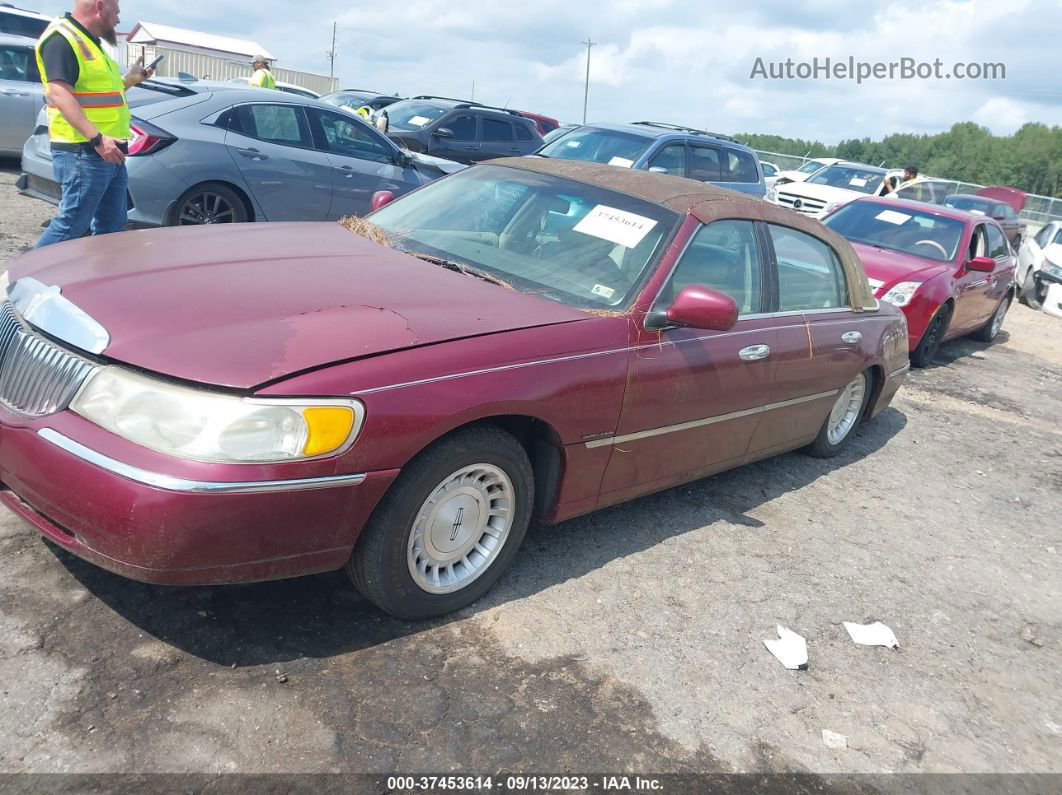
[1016, 221, 1062, 314]
[768, 162, 891, 219]
[225, 77, 320, 99]
[761, 161, 780, 189]
[771, 156, 842, 187]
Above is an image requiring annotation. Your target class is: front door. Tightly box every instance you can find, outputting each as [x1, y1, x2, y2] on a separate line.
[598, 219, 774, 504]
[309, 108, 416, 218]
[428, 113, 479, 162]
[951, 223, 994, 333]
[224, 103, 332, 221]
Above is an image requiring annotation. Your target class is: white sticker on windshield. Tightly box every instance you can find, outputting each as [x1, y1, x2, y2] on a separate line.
[408, 115, 431, 127]
[969, 209, 985, 216]
[565, 139, 582, 148]
[574, 205, 658, 249]
[849, 177, 868, 187]
[608, 156, 634, 168]
[591, 284, 616, 299]
[875, 209, 911, 225]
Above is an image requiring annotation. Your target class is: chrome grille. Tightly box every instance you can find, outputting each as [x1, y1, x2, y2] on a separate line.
[0, 301, 96, 417]
[776, 191, 828, 216]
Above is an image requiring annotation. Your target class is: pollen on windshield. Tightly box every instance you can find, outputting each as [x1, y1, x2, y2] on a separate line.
[339, 215, 392, 247]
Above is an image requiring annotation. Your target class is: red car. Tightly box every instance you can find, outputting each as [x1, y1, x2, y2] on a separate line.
[0, 160, 908, 619]
[824, 198, 1015, 367]
[516, 110, 561, 137]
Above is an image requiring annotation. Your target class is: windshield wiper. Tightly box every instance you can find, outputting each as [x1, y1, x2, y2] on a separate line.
[410, 253, 513, 289]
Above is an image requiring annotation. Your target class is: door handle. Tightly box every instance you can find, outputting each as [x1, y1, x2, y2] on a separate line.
[464, 146, 479, 150]
[841, 331, 862, 344]
[1, 88, 30, 96]
[333, 165, 355, 177]
[236, 147, 267, 160]
[739, 344, 770, 361]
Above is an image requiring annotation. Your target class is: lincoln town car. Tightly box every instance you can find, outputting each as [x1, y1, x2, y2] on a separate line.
[0, 159, 909, 619]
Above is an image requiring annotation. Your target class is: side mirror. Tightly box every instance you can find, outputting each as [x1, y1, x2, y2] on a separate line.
[650, 286, 739, 331]
[369, 190, 395, 213]
[991, 211, 1006, 221]
[433, 127, 455, 139]
[967, 256, 995, 273]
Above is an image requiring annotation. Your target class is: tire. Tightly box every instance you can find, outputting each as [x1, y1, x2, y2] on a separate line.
[168, 182, 249, 226]
[971, 294, 1011, 343]
[1021, 271, 1045, 311]
[803, 370, 872, 459]
[910, 304, 950, 368]
[347, 425, 534, 620]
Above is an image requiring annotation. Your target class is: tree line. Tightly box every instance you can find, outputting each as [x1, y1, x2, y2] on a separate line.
[737, 122, 1062, 198]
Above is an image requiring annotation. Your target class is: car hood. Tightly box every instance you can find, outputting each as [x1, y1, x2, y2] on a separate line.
[409, 151, 467, 175]
[775, 170, 811, 183]
[7, 223, 590, 389]
[851, 242, 951, 290]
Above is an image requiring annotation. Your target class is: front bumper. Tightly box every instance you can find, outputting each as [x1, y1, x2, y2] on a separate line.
[0, 409, 397, 585]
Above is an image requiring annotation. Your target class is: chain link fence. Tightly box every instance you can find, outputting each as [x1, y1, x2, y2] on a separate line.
[753, 149, 1062, 229]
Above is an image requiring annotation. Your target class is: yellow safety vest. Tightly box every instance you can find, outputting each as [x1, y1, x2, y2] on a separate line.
[35, 18, 130, 144]
[250, 68, 276, 89]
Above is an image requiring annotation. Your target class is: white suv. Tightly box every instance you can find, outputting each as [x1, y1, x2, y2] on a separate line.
[769, 161, 896, 219]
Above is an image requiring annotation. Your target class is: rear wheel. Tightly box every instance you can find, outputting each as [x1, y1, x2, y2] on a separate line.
[169, 183, 248, 226]
[347, 426, 534, 619]
[804, 371, 871, 458]
[971, 294, 1010, 342]
[910, 304, 950, 368]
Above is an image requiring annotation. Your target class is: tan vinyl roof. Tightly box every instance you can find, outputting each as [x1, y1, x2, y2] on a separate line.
[494, 157, 877, 310]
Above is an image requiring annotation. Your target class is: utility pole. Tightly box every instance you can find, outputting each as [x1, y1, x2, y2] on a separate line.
[326, 22, 337, 80]
[471, 81, 475, 102]
[581, 38, 595, 124]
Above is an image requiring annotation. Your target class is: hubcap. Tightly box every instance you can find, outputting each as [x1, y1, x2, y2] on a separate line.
[991, 300, 1008, 336]
[826, 373, 867, 445]
[407, 464, 514, 594]
[178, 192, 236, 225]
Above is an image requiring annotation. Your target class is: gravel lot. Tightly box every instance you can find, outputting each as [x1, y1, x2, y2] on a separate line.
[0, 158, 1060, 780]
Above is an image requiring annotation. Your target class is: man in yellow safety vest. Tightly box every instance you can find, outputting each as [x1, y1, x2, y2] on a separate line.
[249, 55, 276, 89]
[34, 0, 153, 248]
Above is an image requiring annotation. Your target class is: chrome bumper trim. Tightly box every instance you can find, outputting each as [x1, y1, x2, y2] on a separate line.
[37, 429, 366, 494]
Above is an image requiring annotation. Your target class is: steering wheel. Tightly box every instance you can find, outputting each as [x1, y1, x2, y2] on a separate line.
[913, 239, 948, 258]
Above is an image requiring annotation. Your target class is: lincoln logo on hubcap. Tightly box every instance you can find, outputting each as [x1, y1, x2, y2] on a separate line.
[450, 507, 465, 541]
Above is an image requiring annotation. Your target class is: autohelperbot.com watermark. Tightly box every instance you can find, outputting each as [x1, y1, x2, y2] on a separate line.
[749, 56, 1006, 83]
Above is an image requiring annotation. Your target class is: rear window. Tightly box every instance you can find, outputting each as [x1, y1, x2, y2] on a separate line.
[944, 196, 993, 214]
[125, 82, 198, 110]
[0, 12, 49, 38]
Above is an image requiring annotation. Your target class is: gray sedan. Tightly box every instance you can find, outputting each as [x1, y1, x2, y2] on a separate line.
[0, 32, 46, 157]
[18, 79, 465, 226]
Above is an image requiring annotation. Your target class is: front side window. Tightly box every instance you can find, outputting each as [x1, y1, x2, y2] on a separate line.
[235, 104, 313, 148]
[688, 146, 722, 181]
[0, 45, 35, 82]
[536, 127, 653, 166]
[823, 201, 966, 263]
[726, 149, 760, 183]
[660, 220, 763, 315]
[986, 224, 1009, 258]
[370, 165, 678, 310]
[648, 143, 685, 176]
[446, 114, 477, 141]
[313, 110, 395, 164]
[769, 225, 848, 311]
[482, 118, 513, 142]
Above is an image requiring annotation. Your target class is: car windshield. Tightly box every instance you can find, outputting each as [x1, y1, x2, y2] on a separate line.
[370, 165, 678, 310]
[324, 92, 375, 109]
[536, 127, 654, 167]
[383, 101, 450, 131]
[824, 201, 966, 263]
[797, 160, 825, 174]
[807, 165, 885, 194]
[944, 196, 993, 214]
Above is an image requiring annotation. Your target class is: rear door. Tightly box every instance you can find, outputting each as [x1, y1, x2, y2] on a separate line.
[0, 42, 44, 154]
[715, 147, 765, 197]
[308, 108, 418, 219]
[479, 116, 521, 160]
[224, 103, 332, 221]
[685, 143, 724, 185]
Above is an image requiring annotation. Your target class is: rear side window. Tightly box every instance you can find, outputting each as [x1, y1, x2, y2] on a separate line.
[769, 225, 848, 311]
[0, 44, 36, 82]
[986, 224, 1009, 258]
[688, 145, 722, 181]
[726, 149, 760, 183]
[515, 123, 533, 142]
[235, 104, 313, 148]
[482, 118, 513, 141]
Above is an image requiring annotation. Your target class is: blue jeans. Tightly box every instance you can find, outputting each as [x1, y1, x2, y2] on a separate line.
[35, 149, 129, 248]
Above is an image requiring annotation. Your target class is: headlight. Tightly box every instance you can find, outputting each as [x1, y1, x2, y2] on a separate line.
[820, 202, 841, 216]
[71, 366, 364, 463]
[0, 270, 9, 297]
[766, 188, 778, 201]
[1041, 261, 1062, 279]
[880, 281, 922, 307]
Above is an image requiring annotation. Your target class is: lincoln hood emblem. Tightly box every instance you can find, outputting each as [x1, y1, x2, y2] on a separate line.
[6, 277, 110, 354]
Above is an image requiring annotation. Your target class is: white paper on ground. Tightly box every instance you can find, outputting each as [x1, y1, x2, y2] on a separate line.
[608, 156, 635, 168]
[763, 625, 808, 670]
[843, 621, 899, 648]
[875, 209, 911, 225]
[822, 729, 848, 750]
[574, 205, 658, 249]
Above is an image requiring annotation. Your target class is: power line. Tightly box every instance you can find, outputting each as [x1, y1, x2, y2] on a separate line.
[581, 38, 595, 125]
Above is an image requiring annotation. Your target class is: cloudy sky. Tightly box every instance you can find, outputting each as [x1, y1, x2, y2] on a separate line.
[33, 0, 1062, 142]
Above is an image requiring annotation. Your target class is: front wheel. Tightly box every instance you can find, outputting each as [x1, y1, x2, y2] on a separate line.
[1021, 271, 1045, 311]
[347, 426, 534, 619]
[971, 294, 1010, 343]
[910, 304, 950, 368]
[803, 371, 871, 458]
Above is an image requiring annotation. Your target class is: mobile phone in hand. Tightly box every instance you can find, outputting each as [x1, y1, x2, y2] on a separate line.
[146, 54, 164, 71]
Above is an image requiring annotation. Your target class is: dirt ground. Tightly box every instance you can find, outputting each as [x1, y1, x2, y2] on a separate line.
[0, 158, 1060, 783]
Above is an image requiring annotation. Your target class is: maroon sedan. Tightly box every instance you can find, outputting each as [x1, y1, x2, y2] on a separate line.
[823, 197, 1015, 367]
[0, 159, 908, 619]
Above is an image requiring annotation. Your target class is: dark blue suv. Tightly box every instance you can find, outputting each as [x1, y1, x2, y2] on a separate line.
[534, 121, 766, 198]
